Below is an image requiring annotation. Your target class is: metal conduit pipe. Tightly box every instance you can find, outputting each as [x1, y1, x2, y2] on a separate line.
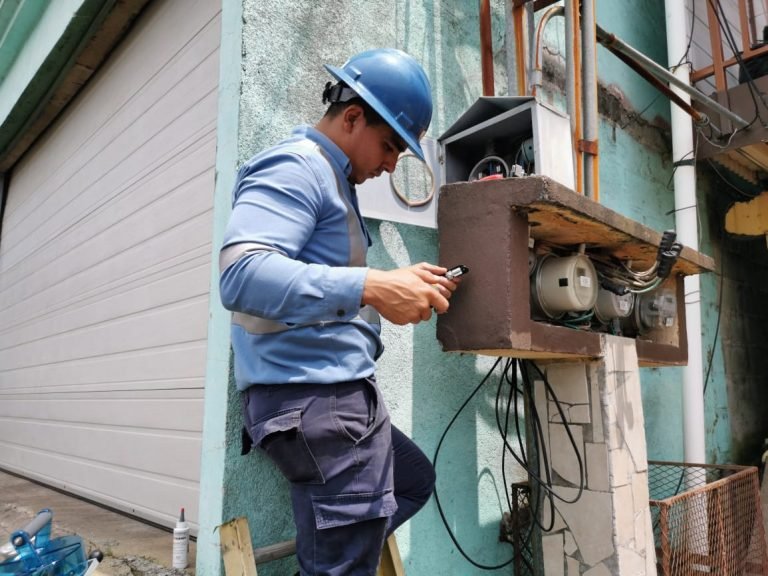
[596, 24, 750, 129]
[532, 2, 584, 195]
[602, 37, 709, 126]
[581, 0, 599, 201]
[504, 1, 518, 95]
[480, 0, 495, 96]
[565, 0, 583, 194]
[532, 5, 564, 98]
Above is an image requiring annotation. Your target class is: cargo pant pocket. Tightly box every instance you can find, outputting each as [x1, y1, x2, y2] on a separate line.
[249, 408, 324, 485]
[311, 489, 397, 530]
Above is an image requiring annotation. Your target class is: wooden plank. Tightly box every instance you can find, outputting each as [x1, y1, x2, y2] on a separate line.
[377, 534, 405, 576]
[220, 517, 258, 576]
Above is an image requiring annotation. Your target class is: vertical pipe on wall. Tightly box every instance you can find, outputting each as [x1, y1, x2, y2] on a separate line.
[532, 6, 564, 98]
[505, 0, 519, 95]
[664, 0, 706, 465]
[565, 0, 583, 194]
[525, 2, 535, 94]
[480, 0, 495, 96]
[512, 2, 529, 95]
[581, 0, 599, 201]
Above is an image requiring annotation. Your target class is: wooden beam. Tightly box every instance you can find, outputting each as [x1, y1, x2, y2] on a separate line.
[377, 534, 405, 576]
[220, 517, 258, 576]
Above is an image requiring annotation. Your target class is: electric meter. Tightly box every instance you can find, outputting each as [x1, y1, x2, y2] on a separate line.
[594, 288, 635, 323]
[531, 253, 599, 319]
[635, 288, 677, 333]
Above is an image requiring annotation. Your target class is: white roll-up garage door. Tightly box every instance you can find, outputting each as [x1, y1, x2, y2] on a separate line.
[0, 0, 220, 530]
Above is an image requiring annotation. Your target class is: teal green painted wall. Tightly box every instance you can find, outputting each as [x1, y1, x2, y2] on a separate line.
[197, 0, 242, 574]
[0, 0, 112, 156]
[219, 1, 520, 574]
[209, 0, 734, 574]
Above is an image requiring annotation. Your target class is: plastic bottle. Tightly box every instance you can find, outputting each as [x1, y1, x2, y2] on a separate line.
[172, 507, 190, 570]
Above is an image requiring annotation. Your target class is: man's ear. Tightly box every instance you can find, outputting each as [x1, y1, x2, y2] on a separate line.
[342, 105, 365, 133]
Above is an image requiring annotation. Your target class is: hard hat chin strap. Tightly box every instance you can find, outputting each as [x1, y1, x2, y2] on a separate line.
[322, 82, 358, 104]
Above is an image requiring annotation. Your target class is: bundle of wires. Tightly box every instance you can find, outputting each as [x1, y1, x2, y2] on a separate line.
[432, 358, 585, 570]
[591, 229, 682, 296]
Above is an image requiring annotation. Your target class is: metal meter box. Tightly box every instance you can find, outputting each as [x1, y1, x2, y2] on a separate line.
[356, 97, 573, 228]
[440, 96, 574, 189]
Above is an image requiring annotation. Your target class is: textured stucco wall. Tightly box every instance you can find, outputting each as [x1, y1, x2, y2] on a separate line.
[223, 1, 516, 575]
[208, 0, 742, 574]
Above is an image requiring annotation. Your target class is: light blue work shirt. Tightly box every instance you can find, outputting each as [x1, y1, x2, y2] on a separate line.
[219, 125, 383, 390]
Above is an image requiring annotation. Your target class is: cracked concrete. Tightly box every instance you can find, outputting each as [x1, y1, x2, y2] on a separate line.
[0, 470, 196, 576]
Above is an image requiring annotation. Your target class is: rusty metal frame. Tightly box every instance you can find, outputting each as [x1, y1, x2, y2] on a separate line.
[692, 0, 768, 90]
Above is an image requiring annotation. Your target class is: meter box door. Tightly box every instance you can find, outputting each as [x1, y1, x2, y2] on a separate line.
[438, 96, 574, 189]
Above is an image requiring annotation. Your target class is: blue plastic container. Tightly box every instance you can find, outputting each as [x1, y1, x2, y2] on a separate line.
[0, 510, 88, 576]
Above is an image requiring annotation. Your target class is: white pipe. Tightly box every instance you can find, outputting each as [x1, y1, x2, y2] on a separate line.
[665, 0, 706, 465]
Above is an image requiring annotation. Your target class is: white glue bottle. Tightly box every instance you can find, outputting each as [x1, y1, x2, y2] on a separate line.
[172, 507, 190, 570]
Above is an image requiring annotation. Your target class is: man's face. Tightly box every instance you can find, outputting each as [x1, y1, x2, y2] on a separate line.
[347, 118, 406, 185]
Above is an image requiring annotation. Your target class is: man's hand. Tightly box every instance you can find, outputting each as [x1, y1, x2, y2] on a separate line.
[362, 262, 460, 325]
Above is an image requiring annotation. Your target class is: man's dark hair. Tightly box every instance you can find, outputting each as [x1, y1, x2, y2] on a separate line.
[322, 82, 386, 126]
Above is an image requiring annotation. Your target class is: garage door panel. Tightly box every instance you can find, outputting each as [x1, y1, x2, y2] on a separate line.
[0, 397, 203, 431]
[0, 62, 217, 273]
[0, 244, 210, 338]
[0, 0, 219, 529]
[0, 420, 201, 478]
[0, 117, 216, 294]
[0, 295, 209, 371]
[0, 443, 199, 526]
[0, 0, 220, 239]
[0, 265, 209, 355]
[1, 199, 212, 332]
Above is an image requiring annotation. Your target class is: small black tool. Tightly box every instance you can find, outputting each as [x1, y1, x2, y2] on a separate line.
[444, 265, 469, 280]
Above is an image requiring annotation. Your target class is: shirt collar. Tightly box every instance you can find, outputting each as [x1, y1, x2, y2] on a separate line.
[292, 125, 352, 180]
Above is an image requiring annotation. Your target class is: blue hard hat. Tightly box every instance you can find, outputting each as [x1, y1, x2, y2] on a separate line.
[324, 48, 433, 161]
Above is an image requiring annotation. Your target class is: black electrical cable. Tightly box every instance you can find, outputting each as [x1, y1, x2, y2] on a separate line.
[677, 0, 696, 69]
[524, 360, 586, 501]
[703, 249, 726, 396]
[494, 360, 585, 505]
[666, 149, 695, 191]
[432, 357, 515, 571]
[496, 360, 540, 562]
[706, 158, 761, 199]
[433, 356, 587, 570]
[498, 359, 555, 534]
[498, 359, 518, 514]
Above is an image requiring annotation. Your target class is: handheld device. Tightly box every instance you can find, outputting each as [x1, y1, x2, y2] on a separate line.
[444, 265, 469, 280]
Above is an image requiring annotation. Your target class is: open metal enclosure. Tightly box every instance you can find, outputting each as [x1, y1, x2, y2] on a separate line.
[439, 97, 574, 189]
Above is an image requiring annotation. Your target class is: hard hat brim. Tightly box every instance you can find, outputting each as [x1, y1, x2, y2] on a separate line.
[324, 64, 427, 162]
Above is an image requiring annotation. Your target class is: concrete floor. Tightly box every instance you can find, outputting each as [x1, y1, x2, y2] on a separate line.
[0, 469, 196, 575]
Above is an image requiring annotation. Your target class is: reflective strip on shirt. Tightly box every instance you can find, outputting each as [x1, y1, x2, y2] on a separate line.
[232, 305, 381, 335]
[221, 142, 379, 335]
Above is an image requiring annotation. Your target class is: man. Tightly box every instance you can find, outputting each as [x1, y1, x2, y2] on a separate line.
[219, 48, 460, 575]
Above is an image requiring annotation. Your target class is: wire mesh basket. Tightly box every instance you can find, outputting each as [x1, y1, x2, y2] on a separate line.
[649, 461, 768, 576]
[508, 481, 534, 576]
